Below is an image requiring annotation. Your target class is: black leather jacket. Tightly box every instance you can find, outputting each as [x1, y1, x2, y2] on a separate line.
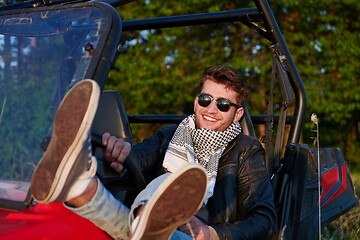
[131, 125, 277, 240]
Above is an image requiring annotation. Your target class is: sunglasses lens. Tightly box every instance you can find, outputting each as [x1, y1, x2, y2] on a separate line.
[216, 99, 231, 112]
[198, 94, 212, 107]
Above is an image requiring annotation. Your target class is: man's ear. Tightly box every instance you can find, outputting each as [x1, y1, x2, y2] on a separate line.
[193, 97, 197, 111]
[233, 107, 244, 123]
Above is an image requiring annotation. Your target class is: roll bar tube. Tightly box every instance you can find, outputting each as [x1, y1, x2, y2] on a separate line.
[254, 0, 306, 144]
[122, 9, 261, 31]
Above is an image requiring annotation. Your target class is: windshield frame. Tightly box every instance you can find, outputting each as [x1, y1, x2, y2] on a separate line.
[0, 1, 121, 210]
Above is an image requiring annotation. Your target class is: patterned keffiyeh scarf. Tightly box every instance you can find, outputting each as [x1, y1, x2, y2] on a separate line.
[163, 115, 242, 203]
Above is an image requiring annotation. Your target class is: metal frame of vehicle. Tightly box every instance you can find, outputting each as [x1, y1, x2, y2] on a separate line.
[0, 0, 357, 239]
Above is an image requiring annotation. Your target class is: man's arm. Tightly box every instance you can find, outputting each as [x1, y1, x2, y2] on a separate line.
[101, 125, 177, 177]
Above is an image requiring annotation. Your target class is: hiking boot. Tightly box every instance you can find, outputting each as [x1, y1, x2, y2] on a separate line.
[131, 164, 208, 240]
[30, 79, 100, 203]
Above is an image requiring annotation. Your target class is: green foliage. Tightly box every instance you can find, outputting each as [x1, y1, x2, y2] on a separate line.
[273, 0, 360, 172]
[0, 36, 62, 180]
[108, 0, 360, 173]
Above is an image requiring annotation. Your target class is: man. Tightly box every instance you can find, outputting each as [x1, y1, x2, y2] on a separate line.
[30, 65, 277, 240]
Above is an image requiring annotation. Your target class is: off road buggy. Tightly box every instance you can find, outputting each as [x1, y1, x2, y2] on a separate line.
[0, 0, 357, 239]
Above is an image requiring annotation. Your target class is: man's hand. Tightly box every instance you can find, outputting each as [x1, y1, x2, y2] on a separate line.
[178, 216, 211, 240]
[102, 132, 131, 172]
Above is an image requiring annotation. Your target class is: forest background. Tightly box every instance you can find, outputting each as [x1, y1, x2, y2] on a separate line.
[107, 0, 360, 172]
[106, 1, 359, 238]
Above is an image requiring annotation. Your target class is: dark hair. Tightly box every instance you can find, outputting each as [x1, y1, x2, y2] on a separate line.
[200, 65, 249, 105]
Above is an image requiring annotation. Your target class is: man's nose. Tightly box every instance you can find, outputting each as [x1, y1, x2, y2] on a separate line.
[206, 100, 218, 113]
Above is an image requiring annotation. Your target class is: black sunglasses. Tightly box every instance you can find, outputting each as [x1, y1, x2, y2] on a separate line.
[196, 93, 241, 112]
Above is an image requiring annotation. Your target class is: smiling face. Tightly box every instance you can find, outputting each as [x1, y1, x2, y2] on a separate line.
[194, 79, 244, 131]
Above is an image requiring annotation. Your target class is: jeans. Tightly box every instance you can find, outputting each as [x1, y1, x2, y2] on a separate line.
[65, 176, 192, 240]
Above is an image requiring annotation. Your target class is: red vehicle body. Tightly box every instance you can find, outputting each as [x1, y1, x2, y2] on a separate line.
[0, 203, 111, 239]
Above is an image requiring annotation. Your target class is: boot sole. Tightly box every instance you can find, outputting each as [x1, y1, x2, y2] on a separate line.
[30, 79, 100, 203]
[131, 164, 208, 240]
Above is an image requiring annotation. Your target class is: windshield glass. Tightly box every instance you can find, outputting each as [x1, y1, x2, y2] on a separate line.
[0, 6, 106, 202]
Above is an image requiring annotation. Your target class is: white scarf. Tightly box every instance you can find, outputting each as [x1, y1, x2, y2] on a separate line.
[163, 115, 242, 203]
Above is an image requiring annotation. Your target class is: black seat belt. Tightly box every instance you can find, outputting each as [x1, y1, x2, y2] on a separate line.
[264, 53, 276, 177]
[265, 45, 293, 180]
[273, 46, 292, 173]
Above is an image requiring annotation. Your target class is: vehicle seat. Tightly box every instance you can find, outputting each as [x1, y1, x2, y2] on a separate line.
[91, 90, 134, 146]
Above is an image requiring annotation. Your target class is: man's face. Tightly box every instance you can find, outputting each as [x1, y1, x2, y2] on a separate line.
[194, 80, 244, 131]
